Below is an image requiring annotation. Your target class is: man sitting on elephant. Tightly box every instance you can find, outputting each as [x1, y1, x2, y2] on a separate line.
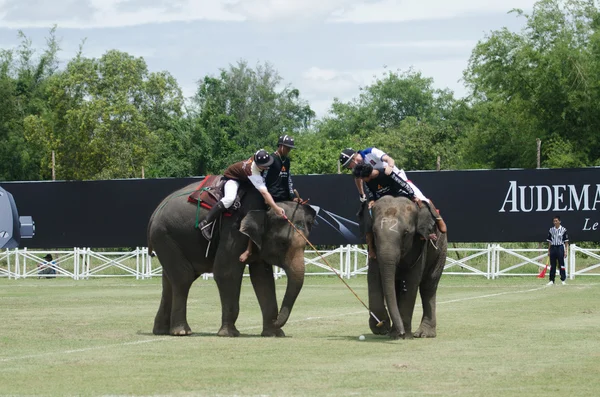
[198, 149, 286, 262]
[264, 135, 301, 203]
[352, 162, 446, 257]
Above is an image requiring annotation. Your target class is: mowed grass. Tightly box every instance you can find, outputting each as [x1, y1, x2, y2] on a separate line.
[0, 276, 599, 397]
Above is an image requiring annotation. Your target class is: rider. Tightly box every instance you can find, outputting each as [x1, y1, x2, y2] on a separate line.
[264, 135, 299, 202]
[339, 147, 429, 204]
[198, 149, 286, 253]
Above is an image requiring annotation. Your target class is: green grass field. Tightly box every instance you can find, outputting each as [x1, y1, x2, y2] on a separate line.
[0, 276, 599, 397]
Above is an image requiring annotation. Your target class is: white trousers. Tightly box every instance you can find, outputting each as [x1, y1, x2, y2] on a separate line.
[393, 166, 428, 202]
[221, 180, 239, 209]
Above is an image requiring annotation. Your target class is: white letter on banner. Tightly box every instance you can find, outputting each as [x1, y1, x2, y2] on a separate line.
[569, 185, 590, 211]
[536, 186, 552, 211]
[499, 181, 518, 212]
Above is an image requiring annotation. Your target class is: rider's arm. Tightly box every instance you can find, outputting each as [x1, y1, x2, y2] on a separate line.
[381, 154, 395, 168]
[354, 177, 366, 197]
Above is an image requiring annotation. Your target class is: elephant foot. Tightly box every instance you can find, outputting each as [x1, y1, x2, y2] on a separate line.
[217, 325, 241, 337]
[261, 328, 286, 337]
[414, 325, 437, 338]
[170, 324, 192, 336]
[388, 328, 406, 340]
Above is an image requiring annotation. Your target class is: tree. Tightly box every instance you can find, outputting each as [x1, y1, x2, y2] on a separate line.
[463, 0, 600, 168]
[313, 69, 463, 171]
[0, 28, 60, 181]
[24, 48, 184, 180]
[190, 60, 315, 174]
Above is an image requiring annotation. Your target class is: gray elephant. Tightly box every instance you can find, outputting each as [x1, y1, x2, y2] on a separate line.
[148, 181, 316, 337]
[365, 195, 447, 339]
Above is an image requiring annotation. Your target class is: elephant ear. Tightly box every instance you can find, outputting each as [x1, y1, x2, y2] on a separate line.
[239, 210, 267, 250]
[303, 204, 317, 230]
[416, 203, 436, 238]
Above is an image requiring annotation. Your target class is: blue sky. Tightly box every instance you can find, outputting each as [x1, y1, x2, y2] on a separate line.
[0, 0, 537, 118]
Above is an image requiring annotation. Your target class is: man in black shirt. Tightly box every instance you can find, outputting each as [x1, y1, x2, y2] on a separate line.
[265, 135, 299, 202]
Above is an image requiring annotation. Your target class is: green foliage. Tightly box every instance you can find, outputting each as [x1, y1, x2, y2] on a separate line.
[314, 69, 463, 171]
[190, 60, 315, 174]
[463, 0, 600, 168]
[4, 3, 600, 182]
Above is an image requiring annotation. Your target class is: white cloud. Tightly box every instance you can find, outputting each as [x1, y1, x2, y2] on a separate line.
[223, 0, 354, 22]
[330, 0, 538, 23]
[0, 0, 539, 28]
[0, 0, 243, 28]
[365, 40, 477, 49]
[301, 56, 470, 118]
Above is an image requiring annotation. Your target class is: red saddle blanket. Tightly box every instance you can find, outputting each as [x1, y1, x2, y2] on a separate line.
[188, 175, 231, 215]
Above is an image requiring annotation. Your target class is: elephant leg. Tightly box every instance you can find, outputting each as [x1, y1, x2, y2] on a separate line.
[152, 236, 195, 336]
[153, 273, 173, 335]
[367, 259, 390, 335]
[397, 276, 419, 339]
[170, 276, 195, 336]
[249, 262, 284, 337]
[213, 258, 245, 337]
[414, 270, 443, 338]
[414, 289, 438, 338]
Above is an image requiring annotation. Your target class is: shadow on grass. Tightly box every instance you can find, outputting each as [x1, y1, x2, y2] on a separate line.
[136, 330, 289, 338]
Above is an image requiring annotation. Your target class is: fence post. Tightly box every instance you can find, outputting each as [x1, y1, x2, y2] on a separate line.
[7, 249, 12, 279]
[569, 244, 576, 280]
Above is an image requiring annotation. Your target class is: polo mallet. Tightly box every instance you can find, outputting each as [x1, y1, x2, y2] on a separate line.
[537, 256, 550, 278]
[282, 214, 384, 327]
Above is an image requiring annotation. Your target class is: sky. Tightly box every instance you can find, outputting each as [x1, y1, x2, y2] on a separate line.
[0, 0, 538, 118]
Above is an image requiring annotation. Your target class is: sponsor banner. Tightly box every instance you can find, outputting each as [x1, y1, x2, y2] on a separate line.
[2, 167, 599, 248]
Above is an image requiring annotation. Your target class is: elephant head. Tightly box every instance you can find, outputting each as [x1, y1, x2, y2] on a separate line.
[239, 201, 317, 328]
[370, 195, 435, 338]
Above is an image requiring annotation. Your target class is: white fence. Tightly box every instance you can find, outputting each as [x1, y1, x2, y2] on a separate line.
[1, 244, 599, 280]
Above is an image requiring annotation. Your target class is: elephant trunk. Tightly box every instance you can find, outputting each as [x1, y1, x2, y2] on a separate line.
[379, 247, 406, 337]
[273, 253, 305, 328]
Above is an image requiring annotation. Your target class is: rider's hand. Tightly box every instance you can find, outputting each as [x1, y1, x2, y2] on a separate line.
[292, 197, 302, 203]
[384, 166, 393, 176]
[368, 200, 375, 209]
[274, 206, 286, 218]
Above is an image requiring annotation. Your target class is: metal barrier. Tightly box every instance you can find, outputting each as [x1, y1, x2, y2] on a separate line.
[0, 244, 596, 280]
[570, 245, 600, 278]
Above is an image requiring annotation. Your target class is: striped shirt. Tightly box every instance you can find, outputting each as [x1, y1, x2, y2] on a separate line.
[547, 226, 569, 246]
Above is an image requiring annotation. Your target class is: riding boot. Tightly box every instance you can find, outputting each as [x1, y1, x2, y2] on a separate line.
[198, 201, 226, 240]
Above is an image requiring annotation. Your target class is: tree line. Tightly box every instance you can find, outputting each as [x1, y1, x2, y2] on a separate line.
[1, 0, 599, 182]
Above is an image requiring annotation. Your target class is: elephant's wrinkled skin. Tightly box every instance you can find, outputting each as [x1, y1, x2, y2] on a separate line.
[366, 195, 447, 339]
[148, 181, 316, 337]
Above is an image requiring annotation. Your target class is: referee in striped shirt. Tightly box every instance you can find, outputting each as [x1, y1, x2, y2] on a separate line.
[546, 215, 569, 285]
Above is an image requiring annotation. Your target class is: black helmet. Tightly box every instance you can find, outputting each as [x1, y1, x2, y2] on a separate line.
[254, 149, 274, 167]
[277, 134, 295, 148]
[352, 163, 373, 178]
[339, 148, 356, 167]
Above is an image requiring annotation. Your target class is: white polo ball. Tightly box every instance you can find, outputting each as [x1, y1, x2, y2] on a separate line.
[358, 335, 365, 341]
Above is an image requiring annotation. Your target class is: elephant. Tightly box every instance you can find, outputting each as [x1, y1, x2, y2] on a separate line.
[148, 180, 316, 337]
[365, 195, 448, 339]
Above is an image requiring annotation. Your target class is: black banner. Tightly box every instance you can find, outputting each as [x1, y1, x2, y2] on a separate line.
[2, 167, 599, 248]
